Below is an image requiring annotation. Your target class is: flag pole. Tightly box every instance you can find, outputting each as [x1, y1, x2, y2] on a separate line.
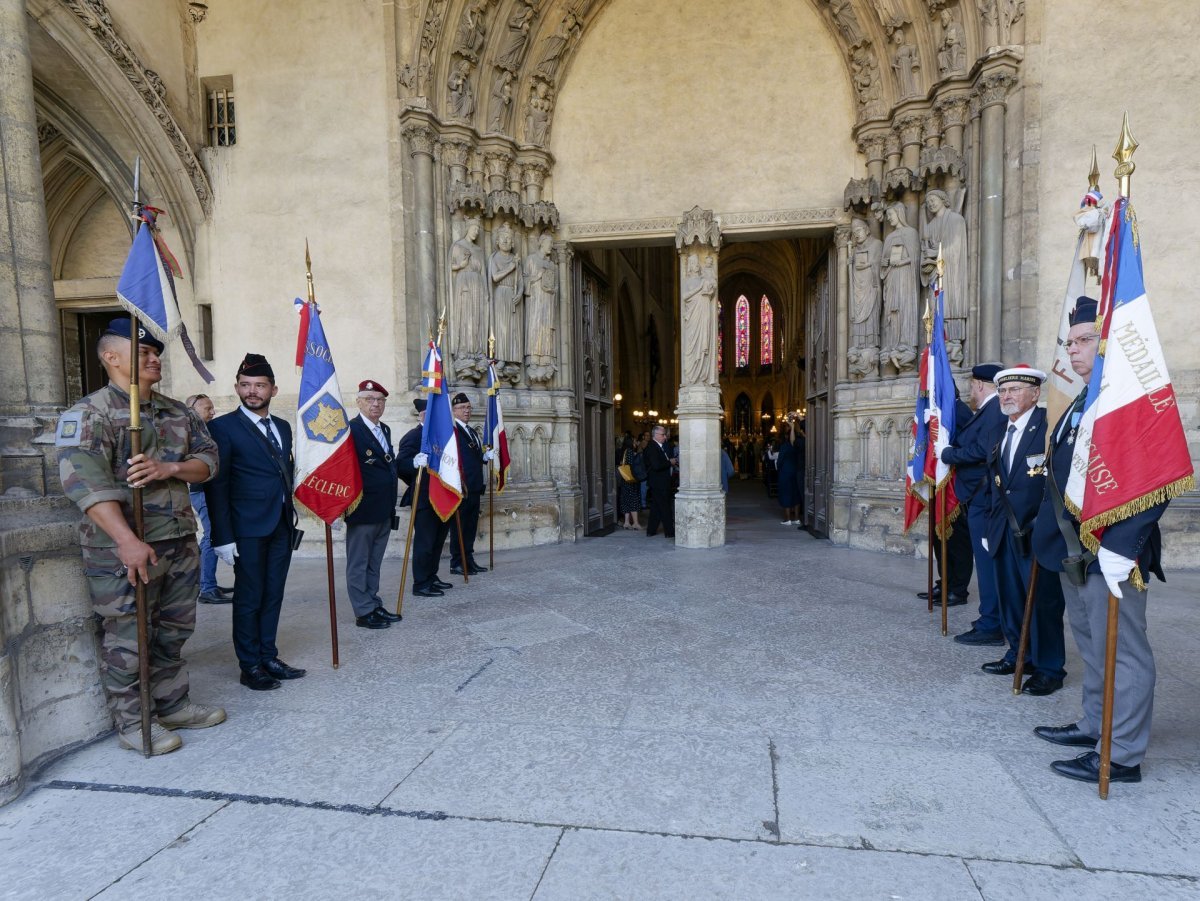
[934, 247, 948, 637]
[454, 511, 470, 584]
[1098, 112, 1139, 800]
[396, 467, 422, 617]
[487, 334, 496, 572]
[1013, 561, 1039, 694]
[306, 242, 340, 669]
[922, 283, 934, 616]
[126, 157, 153, 757]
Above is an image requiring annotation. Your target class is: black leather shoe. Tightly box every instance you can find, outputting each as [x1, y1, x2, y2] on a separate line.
[217, 585, 235, 597]
[467, 564, 488, 574]
[240, 666, 281, 691]
[356, 610, 391, 630]
[262, 658, 306, 680]
[954, 628, 1006, 646]
[981, 659, 1017, 675]
[373, 606, 402, 623]
[1034, 724, 1098, 747]
[942, 593, 969, 607]
[432, 580, 453, 590]
[917, 585, 943, 600]
[413, 585, 444, 597]
[199, 590, 232, 604]
[1022, 674, 1064, 696]
[449, 566, 466, 575]
[1051, 751, 1141, 784]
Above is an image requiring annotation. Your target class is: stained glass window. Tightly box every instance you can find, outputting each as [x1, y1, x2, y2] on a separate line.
[760, 296, 774, 365]
[735, 295, 750, 368]
[717, 300, 723, 374]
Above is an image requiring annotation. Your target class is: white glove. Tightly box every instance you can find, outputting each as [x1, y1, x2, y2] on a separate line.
[1097, 547, 1136, 599]
[413, 452, 429, 468]
[215, 543, 238, 566]
[981, 538, 989, 552]
[483, 449, 496, 462]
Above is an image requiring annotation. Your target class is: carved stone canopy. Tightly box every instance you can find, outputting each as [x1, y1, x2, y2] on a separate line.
[844, 176, 880, 209]
[675, 206, 722, 252]
[883, 166, 919, 198]
[918, 145, 963, 179]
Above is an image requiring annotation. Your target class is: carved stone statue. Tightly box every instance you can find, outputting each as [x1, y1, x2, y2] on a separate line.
[848, 219, 883, 379]
[453, 0, 488, 60]
[827, 0, 864, 47]
[448, 59, 474, 120]
[879, 203, 920, 375]
[488, 69, 513, 132]
[681, 252, 718, 386]
[891, 27, 920, 98]
[850, 46, 880, 105]
[524, 81, 553, 144]
[495, 1, 537, 71]
[920, 189, 969, 364]
[937, 9, 966, 75]
[450, 219, 488, 381]
[523, 233, 558, 385]
[533, 11, 580, 81]
[999, 0, 1025, 44]
[488, 224, 524, 383]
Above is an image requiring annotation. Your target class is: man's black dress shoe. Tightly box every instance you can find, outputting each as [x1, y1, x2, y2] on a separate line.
[981, 659, 1017, 675]
[432, 580, 453, 590]
[413, 585, 444, 597]
[941, 593, 969, 607]
[217, 585, 235, 597]
[1022, 674, 1064, 696]
[917, 585, 943, 600]
[1051, 751, 1141, 784]
[356, 610, 391, 630]
[240, 666, 281, 691]
[1034, 724, 1097, 747]
[451, 564, 488, 575]
[373, 606, 402, 623]
[954, 628, 1006, 646]
[262, 658, 306, 680]
[199, 590, 232, 604]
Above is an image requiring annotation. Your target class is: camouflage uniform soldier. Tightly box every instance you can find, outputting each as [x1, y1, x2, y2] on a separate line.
[56, 319, 226, 755]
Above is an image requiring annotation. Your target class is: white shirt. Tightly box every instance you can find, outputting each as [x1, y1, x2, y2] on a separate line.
[1002, 405, 1036, 472]
[359, 413, 387, 450]
[240, 405, 282, 447]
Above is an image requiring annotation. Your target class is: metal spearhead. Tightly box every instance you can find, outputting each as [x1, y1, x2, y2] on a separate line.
[1113, 112, 1138, 199]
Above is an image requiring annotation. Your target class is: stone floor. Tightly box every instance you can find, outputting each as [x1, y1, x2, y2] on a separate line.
[3, 481, 1200, 900]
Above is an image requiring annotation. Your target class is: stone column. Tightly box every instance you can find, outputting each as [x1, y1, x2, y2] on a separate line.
[674, 207, 723, 549]
[401, 116, 437, 338]
[976, 69, 1016, 364]
[834, 223, 852, 383]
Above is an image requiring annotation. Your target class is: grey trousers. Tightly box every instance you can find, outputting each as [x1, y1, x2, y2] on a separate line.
[345, 521, 391, 617]
[1059, 571, 1156, 767]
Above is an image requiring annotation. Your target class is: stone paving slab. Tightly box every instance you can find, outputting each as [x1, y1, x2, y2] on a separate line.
[0, 787, 223, 900]
[90, 801, 560, 901]
[534, 829, 984, 900]
[381, 722, 776, 839]
[967, 859, 1200, 901]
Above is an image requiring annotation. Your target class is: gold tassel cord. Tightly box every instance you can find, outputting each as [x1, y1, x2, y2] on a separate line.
[1075, 474, 1196, 555]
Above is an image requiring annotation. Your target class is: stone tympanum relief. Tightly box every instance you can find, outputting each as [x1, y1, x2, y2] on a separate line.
[495, 1, 537, 71]
[847, 218, 883, 379]
[448, 59, 475, 119]
[937, 9, 966, 75]
[880, 202, 920, 376]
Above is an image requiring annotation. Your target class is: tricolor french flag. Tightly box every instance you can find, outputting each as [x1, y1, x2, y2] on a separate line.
[420, 339, 463, 521]
[484, 362, 510, 492]
[292, 298, 362, 523]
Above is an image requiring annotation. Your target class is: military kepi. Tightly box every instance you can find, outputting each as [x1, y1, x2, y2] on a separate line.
[358, 380, 388, 396]
[1069, 296, 1098, 326]
[104, 317, 164, 353]
[238, 353, 274, 380]
[994, 363, 1047, 386]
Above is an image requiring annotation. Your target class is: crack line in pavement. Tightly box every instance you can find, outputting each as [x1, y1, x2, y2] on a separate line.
[36, 780, 1200, 884]
[528, 826, 566, 899]
[456, 658, 495, 693]
[763, 738, 781, 841]
[960, 859, 988, 900]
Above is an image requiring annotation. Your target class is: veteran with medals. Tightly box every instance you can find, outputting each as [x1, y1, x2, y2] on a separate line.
[979, 365, 1067, 695]
[344, 380, 404, 630]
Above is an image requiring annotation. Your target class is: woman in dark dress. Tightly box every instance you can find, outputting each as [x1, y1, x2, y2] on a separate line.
[775, 417, 801, 524]
[616, 436, 641, 529]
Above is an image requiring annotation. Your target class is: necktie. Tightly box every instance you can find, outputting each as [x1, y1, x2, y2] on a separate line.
[1001, 423, 1017, 476]
[260, 418, 283, 456]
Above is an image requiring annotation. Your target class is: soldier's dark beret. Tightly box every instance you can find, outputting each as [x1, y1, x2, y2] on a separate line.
[103, 317, 164, 353]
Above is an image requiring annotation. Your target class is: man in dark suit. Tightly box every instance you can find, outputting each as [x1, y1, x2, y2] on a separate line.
[644, 424, 676, 538]
[449, 392, 491, 575]
[923, 390, 976, 608]
[979, 365, 1066, 696]
[1031, 297, 1168, 785]
[344, 380, 404, 630]
[205, 354, 305, 691]
[940, 363, 1008, 643]
[397, 399, 454, 598]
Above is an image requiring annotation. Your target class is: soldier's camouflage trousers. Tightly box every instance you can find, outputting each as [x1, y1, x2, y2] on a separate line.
[83, 537, 198, 732]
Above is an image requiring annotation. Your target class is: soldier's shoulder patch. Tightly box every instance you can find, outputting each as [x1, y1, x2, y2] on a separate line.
[55, 412, 83, 446]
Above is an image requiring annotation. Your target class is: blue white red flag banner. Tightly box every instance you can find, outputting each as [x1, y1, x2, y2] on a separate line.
[904, 344, 932, 532]
[1065, 197, 1194, 557]
[420, 339, 463, 521]
[292, 298, 362, 523]
[484, 362, 510, 493]
[116, 207, 213, 381]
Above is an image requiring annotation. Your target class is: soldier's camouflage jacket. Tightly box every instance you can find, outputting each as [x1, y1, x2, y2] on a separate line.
[56, 383, 219, 548]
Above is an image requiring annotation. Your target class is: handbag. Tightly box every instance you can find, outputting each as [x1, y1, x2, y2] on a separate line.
[617, 462, 636, 483]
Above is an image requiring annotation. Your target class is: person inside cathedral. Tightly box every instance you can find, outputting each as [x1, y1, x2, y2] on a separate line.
[397, 400, 454, 598]
[979, 365, 1066, 696]
[772, 415, 803, 525]
[1031, 297, 1170, 785]
[643, 425, 676, 538]
[186, 393, 232, 605]
[343, 380, 404, 631]
[449, 392, 494, 575]
[939, 364, 1007, 643]
[616, 435, 642, 530]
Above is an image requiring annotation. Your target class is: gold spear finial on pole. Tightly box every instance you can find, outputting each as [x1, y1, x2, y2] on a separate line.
[1113, 111, 1138, 199]
[305, 238, 316, 303]
[1088, 145, 1101, 193]
[488, 332, 496, 361]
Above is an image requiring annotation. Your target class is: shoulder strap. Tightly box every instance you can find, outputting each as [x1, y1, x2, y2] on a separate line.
[1046, 454, 1095, 565]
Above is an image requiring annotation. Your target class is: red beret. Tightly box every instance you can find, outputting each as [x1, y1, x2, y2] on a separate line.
[357, 380, 388, 396]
